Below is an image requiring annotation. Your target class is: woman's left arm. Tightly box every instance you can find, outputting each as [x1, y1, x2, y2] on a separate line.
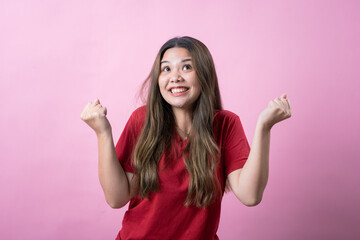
[228, 93, 292, 206]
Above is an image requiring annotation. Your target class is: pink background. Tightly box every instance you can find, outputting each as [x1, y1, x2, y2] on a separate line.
[1, 0, 359, 239]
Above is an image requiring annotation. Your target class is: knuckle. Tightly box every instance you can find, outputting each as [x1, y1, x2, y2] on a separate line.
[90, 111, 98, 117]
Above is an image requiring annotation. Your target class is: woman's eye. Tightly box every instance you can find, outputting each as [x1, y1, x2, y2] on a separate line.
[183, 64, 192, 70]
[162, 66, 170, 72]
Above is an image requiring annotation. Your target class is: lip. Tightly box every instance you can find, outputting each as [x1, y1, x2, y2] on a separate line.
[168, 86, 189, 91]
[169, 86, 190, 97]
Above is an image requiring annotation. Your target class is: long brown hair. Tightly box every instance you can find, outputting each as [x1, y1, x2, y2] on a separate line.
[133, 36, 223, 208]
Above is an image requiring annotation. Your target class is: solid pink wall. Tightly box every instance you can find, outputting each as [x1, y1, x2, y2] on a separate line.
[1, 0, 359, 239]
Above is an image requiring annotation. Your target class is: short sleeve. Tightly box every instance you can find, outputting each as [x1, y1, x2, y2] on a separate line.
[223, 115, 251, 176]
[115, 107, 146, 173]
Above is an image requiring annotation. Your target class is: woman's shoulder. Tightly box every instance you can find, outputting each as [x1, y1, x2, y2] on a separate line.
[131, 105, 147, 117]
[214, 109, 240, 122]
[213, 109, 247, 141]
[127, 105, 147, 128]
[133, 105, 146, 114]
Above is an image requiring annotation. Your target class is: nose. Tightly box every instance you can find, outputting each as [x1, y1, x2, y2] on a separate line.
[170, 70, 183, 83]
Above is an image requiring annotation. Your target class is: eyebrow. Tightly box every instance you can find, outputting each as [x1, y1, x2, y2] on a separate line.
[160, 58, 192, 65]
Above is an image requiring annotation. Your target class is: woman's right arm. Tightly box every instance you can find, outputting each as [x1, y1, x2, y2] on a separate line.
[96, 131, 132, 208]
[80, 99, 133, 208]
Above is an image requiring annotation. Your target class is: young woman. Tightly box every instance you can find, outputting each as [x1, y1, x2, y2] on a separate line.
[80, 36, 292, 240]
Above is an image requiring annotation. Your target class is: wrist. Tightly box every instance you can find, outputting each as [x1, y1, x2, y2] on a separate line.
[256, 118, 272, 132]
[96, 128, 113, 140]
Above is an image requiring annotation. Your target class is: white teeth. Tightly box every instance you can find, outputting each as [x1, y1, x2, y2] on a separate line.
[171, 88, 188, 93]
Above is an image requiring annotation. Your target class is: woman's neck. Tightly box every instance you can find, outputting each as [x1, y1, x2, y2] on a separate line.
[172, 107, 193, 136]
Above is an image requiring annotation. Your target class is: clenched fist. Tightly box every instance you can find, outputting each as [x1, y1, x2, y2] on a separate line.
[258, 93, 292, 130]
[80, 99, 111, 135]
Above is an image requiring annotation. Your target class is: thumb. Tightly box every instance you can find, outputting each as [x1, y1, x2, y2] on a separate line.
[280, 93, 287, 99]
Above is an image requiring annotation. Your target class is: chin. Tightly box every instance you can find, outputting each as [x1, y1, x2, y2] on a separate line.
[170, 103, 186, 109]
[171, 103, 194, 111]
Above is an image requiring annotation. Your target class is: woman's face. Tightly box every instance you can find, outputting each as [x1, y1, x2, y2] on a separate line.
[158, 47, 201, 112]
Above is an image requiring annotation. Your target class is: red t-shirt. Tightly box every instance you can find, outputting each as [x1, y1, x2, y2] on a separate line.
[115, 106, 250, 240]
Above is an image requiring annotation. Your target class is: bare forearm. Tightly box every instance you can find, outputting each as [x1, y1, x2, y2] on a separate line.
[97, 131, 130, 208]
[232, 94, 291, 206]
[238, 119, 270, 204]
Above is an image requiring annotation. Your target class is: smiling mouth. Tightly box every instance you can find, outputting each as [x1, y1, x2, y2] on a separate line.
[170, 87, 189, 93]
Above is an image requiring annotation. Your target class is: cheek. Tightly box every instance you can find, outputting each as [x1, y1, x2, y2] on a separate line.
[157, 79, 167, 97]
[158, 77, 166, 89]
[192, 78, 201, 94]
[193, 82, 202, 100]
[194, 89, 201, 101]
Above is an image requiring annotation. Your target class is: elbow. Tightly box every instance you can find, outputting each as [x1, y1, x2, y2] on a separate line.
[105, 198, 128, 209]
[241, 195, 263, 207]
[243, 199, 261, 207]
[108, 203, 123, 209]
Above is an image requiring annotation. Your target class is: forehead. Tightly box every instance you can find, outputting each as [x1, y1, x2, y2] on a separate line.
[161, 47, 192, 62]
